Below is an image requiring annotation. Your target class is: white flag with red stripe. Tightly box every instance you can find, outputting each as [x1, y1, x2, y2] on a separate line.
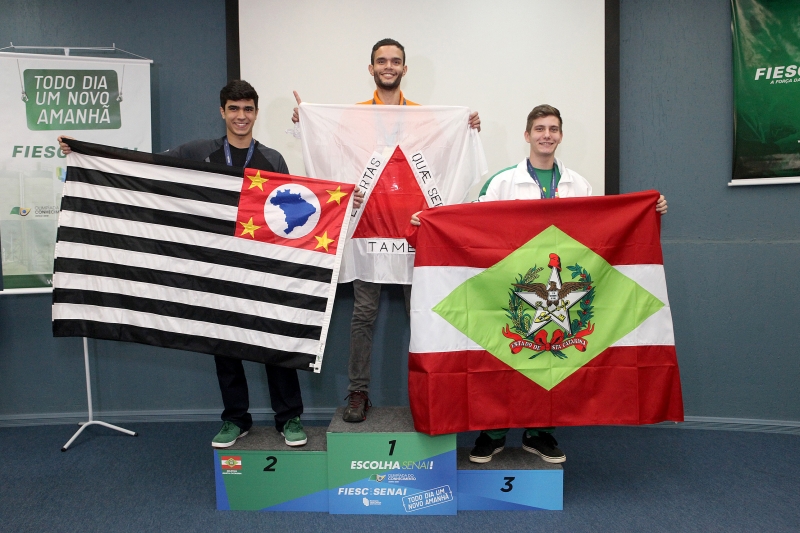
[299, 103, 487, 284]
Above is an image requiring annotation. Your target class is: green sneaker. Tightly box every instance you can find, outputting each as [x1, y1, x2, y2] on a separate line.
[212, 421, 248, 448]
[281, 416, 307, 447]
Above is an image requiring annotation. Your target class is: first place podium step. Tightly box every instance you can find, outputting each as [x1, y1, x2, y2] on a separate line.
[326, 406, 458, 515]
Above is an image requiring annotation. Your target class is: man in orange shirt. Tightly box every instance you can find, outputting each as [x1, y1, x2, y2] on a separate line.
[293, 38, 480, 423]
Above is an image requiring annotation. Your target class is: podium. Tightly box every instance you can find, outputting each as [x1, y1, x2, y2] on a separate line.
[326, 407, 457, 515]
[214, 426, 328, 511]
[212, 410, 563, 513]
[457, 447, 563, 510]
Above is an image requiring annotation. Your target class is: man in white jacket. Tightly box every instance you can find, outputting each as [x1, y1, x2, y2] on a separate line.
[473, 104, 667, 463]
[413, 104, 667, 464]
[477, 104, 594, 201]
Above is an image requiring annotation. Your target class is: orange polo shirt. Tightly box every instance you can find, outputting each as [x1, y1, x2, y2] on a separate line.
[357, 90, 419, 106]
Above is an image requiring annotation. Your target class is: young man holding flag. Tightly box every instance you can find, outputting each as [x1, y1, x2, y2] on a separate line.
[61, 80, 363, 448]
[412, 104, 667, 463]
[293, 38, 481, 423]
[166, 81, 310, 448]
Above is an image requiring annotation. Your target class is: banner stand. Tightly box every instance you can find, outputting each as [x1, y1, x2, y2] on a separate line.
[61, 337, 137, 451]
[0, 46, 152, 292]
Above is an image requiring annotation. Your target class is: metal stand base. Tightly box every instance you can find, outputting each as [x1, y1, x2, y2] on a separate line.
[61, 338, 138, 451]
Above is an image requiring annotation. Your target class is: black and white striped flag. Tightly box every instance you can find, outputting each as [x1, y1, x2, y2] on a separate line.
[52, 140, 354, 372]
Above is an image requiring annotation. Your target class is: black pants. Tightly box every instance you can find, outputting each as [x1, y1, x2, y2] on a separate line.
[214, 356, 303, 433]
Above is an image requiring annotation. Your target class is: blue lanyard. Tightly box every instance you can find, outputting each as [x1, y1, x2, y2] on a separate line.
[526, 159, 560, 199]
[223, 138, 255, 168]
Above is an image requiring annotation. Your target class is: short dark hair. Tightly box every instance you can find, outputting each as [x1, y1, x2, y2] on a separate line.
[371, 38, 405, 65]
[220, 80, 259, 109]
[526, 104, 562, 132]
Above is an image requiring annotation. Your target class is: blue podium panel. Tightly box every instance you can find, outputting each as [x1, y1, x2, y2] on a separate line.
[327, 407, 458, 515]
[214, 426, 328, 512]
[456, 448, 563, 511]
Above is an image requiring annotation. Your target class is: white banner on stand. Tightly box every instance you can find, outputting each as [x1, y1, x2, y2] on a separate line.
[0, 52, 152, 291]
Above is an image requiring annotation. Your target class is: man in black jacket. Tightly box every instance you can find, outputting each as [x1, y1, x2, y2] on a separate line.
[61, 80, 307, 448]
[163, 80, 307, 448]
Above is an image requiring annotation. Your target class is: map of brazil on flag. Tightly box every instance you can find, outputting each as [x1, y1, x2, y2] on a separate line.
[52, 140, 354, 372]
[236, 168, 351, 255]
[406, 191, 684, 435]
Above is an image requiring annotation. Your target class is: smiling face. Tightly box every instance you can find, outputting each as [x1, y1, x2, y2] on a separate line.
[525, 115, 563, 163]
[368, 45, 407, 90]
[220, 98, 258, 146]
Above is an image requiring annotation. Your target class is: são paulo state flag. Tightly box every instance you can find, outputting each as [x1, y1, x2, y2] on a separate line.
[53, 140, 354, 372]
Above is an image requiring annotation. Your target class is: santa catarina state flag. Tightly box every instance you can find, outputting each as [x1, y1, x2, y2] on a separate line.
[299, 103, 487, 284]
[52, 140, 354, 372]
[406, 191, 683, 435]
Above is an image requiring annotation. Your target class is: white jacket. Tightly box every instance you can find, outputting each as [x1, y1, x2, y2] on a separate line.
[477, 158, 592, 201]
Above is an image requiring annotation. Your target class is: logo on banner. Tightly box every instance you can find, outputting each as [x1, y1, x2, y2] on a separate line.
[22, 69, 122, 130]
[753, 65, 800, 84]
[10, 207, 31, 216]
[502, 253, 595, 360]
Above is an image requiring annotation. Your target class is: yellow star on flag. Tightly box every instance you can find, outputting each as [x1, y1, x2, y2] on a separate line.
[239, 217, 260, 238]
[247, 170, 269, 190]
[326, 186, 348, 205]
[314, 231, 335, 251]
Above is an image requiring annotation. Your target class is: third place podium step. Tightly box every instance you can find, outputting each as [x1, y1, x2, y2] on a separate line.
[457, 447, 563, 510]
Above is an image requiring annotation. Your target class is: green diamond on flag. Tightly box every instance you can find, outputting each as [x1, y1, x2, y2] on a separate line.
[432, 225, 664, 391]
[407, 191, 683, 435]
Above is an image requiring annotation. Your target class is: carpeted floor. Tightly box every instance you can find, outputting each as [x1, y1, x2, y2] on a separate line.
[2, 421, 798, 532]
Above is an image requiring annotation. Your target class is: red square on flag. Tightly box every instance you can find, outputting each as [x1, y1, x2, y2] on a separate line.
[235, 169, 355, 254]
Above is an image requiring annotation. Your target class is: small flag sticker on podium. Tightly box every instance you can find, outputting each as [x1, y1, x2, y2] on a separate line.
[221, 456, 242, 473]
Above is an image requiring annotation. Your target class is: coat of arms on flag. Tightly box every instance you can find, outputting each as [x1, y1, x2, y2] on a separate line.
[52, 140, 354, 372]
[406, 191, 683, 435]
[298, 104, 487, 284]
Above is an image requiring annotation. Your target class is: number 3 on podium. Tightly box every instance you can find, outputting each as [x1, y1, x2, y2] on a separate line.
[500, 476, 515, 492]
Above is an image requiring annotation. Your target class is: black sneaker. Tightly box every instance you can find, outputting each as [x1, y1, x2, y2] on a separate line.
[522, 432, 566, 463]
[342, 391, 371, 423]
[469, 432, 506, 463]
